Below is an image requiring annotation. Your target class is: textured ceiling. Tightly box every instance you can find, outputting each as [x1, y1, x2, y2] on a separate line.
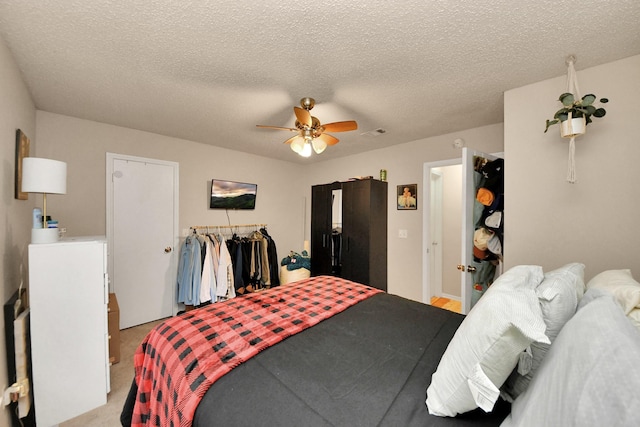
[1, 1, 639, 163]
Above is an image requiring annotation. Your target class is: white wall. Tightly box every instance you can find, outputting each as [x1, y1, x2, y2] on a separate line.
[505, 54, 640, 280]
[0, 35, 36, 426]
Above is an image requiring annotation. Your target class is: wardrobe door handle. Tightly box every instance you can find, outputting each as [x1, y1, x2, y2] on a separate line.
[322, 234, 326, 248]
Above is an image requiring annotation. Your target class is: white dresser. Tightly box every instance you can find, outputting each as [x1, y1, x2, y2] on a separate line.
[28, 237, 110, 426]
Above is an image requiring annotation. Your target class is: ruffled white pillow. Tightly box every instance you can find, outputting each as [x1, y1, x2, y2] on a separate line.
[501, 263, 584, 402]
[426, 265, 549, 417]
[587, 269, 640, 330]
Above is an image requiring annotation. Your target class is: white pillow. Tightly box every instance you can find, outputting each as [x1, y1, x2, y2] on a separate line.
[426, 266, 548, 417]
[628, 308, 640, 330]
[501, 263, 584, 402]
[587, 269, 640, 315]
[488, 265, 544, 292]
[502, 288, 640, 427]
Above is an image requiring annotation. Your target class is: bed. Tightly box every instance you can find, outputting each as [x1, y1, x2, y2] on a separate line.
[121, 268, 640, 427]
[121, 275, 509, 426]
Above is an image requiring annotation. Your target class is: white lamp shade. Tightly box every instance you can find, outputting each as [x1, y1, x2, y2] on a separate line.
[290, 138, 304, 154]
[312, 138, 327, 154]
[300, 141, 312, 157]
[21, 157, 67, 194]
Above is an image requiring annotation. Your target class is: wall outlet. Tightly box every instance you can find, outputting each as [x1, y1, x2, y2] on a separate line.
[398, 229, 408, 238]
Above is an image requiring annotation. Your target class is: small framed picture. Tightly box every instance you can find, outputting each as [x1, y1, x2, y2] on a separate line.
[15, 129, 30, 200]
[397, 184, 417, 210]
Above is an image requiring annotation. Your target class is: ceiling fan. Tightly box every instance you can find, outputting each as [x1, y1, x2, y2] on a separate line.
[256, 97, 358, 157]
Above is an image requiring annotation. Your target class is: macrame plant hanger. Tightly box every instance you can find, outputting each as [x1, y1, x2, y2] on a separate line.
[564, 55, 581, 183]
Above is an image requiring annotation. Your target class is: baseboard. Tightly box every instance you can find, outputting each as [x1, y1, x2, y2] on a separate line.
[439, 293, 460, 301]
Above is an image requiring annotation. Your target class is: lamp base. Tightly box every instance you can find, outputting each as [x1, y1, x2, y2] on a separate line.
[31, 228, 60, 244]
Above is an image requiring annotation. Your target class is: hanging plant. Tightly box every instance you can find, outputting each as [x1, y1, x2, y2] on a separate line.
[544, 93, 608, 133]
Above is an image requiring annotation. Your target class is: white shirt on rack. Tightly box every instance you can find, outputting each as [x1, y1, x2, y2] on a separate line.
[200, 237, 216, 303]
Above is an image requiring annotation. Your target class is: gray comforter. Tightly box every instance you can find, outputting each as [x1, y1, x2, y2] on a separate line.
[189, 292, 509, 426]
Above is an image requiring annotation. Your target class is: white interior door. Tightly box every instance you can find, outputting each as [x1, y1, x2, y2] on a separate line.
[429, 169, 444, 299]
[460, 147, 502, 314]
[107, 154, 178, 329]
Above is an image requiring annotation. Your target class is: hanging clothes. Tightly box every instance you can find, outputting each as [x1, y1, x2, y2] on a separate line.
[209, 234, 221, 289]
[199, 236, 217, 304]
[226, 235, 245, 294]
[216, 233, 235, 301]
[250, 230, 271, 287]
[331, 228, 342, 276]
[260, 227, 280, 287]
[181, 225, 280, 304]
[177, 234, 202, 306]
[240, 237, 256, 291]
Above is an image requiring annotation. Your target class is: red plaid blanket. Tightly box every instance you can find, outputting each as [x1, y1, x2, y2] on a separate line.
[131, 276, 382, 426]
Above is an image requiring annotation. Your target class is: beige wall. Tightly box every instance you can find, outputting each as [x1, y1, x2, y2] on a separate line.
[0, 35, 36, 426]
[36, 111, 503, 305]
[505, 54, 640, 280]
[35, 112, 307, 261]
[440, 164, 462, 296]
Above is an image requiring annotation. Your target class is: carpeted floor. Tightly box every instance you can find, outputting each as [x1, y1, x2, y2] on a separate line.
[60, 318, 167, 427]
[430, 296, 461, 313]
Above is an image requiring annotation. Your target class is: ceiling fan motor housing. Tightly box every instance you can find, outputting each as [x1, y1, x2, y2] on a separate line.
[300, 97, 315, 110]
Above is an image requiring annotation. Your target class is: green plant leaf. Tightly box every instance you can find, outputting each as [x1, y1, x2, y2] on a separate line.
[554, 108, 569, 119]
[559, 93, 575, 106]
[544, 119, 559, 133]
[581, 94, 596, 106]
[600, 98, 609, 103]
[593, 108, 606, 118]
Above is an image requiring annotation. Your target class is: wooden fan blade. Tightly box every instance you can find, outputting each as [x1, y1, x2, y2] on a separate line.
[294, 107, 312, 127]
[322, 120, 358, 132]
[318, 133, 340, 146]
[256, 125, 298, 132]
[283, 135, 302, 145]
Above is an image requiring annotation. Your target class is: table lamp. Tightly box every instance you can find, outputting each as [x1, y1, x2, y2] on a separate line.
[21, 157, 67, 244]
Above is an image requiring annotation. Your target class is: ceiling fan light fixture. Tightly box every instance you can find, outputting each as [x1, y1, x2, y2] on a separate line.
[290, 138, 304, 153]
[312, 138, 327, 154]
[300, 141, 312, 157]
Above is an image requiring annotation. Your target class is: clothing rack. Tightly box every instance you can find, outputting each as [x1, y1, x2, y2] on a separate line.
[178, 223, 280, 306]
[190, 223, 267, 235]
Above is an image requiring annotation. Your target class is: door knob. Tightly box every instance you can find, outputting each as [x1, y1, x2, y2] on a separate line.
[467, 266, 477, 273]
[457, 264, 465, 271]
[164, 247, 172, 253]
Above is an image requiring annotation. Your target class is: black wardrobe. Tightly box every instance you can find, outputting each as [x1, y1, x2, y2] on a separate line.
[310, 179, 387, 291]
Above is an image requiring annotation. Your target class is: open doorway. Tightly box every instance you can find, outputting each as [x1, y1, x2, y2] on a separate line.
[423, 159, 462, 312]
[423, 150, 504, 314]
